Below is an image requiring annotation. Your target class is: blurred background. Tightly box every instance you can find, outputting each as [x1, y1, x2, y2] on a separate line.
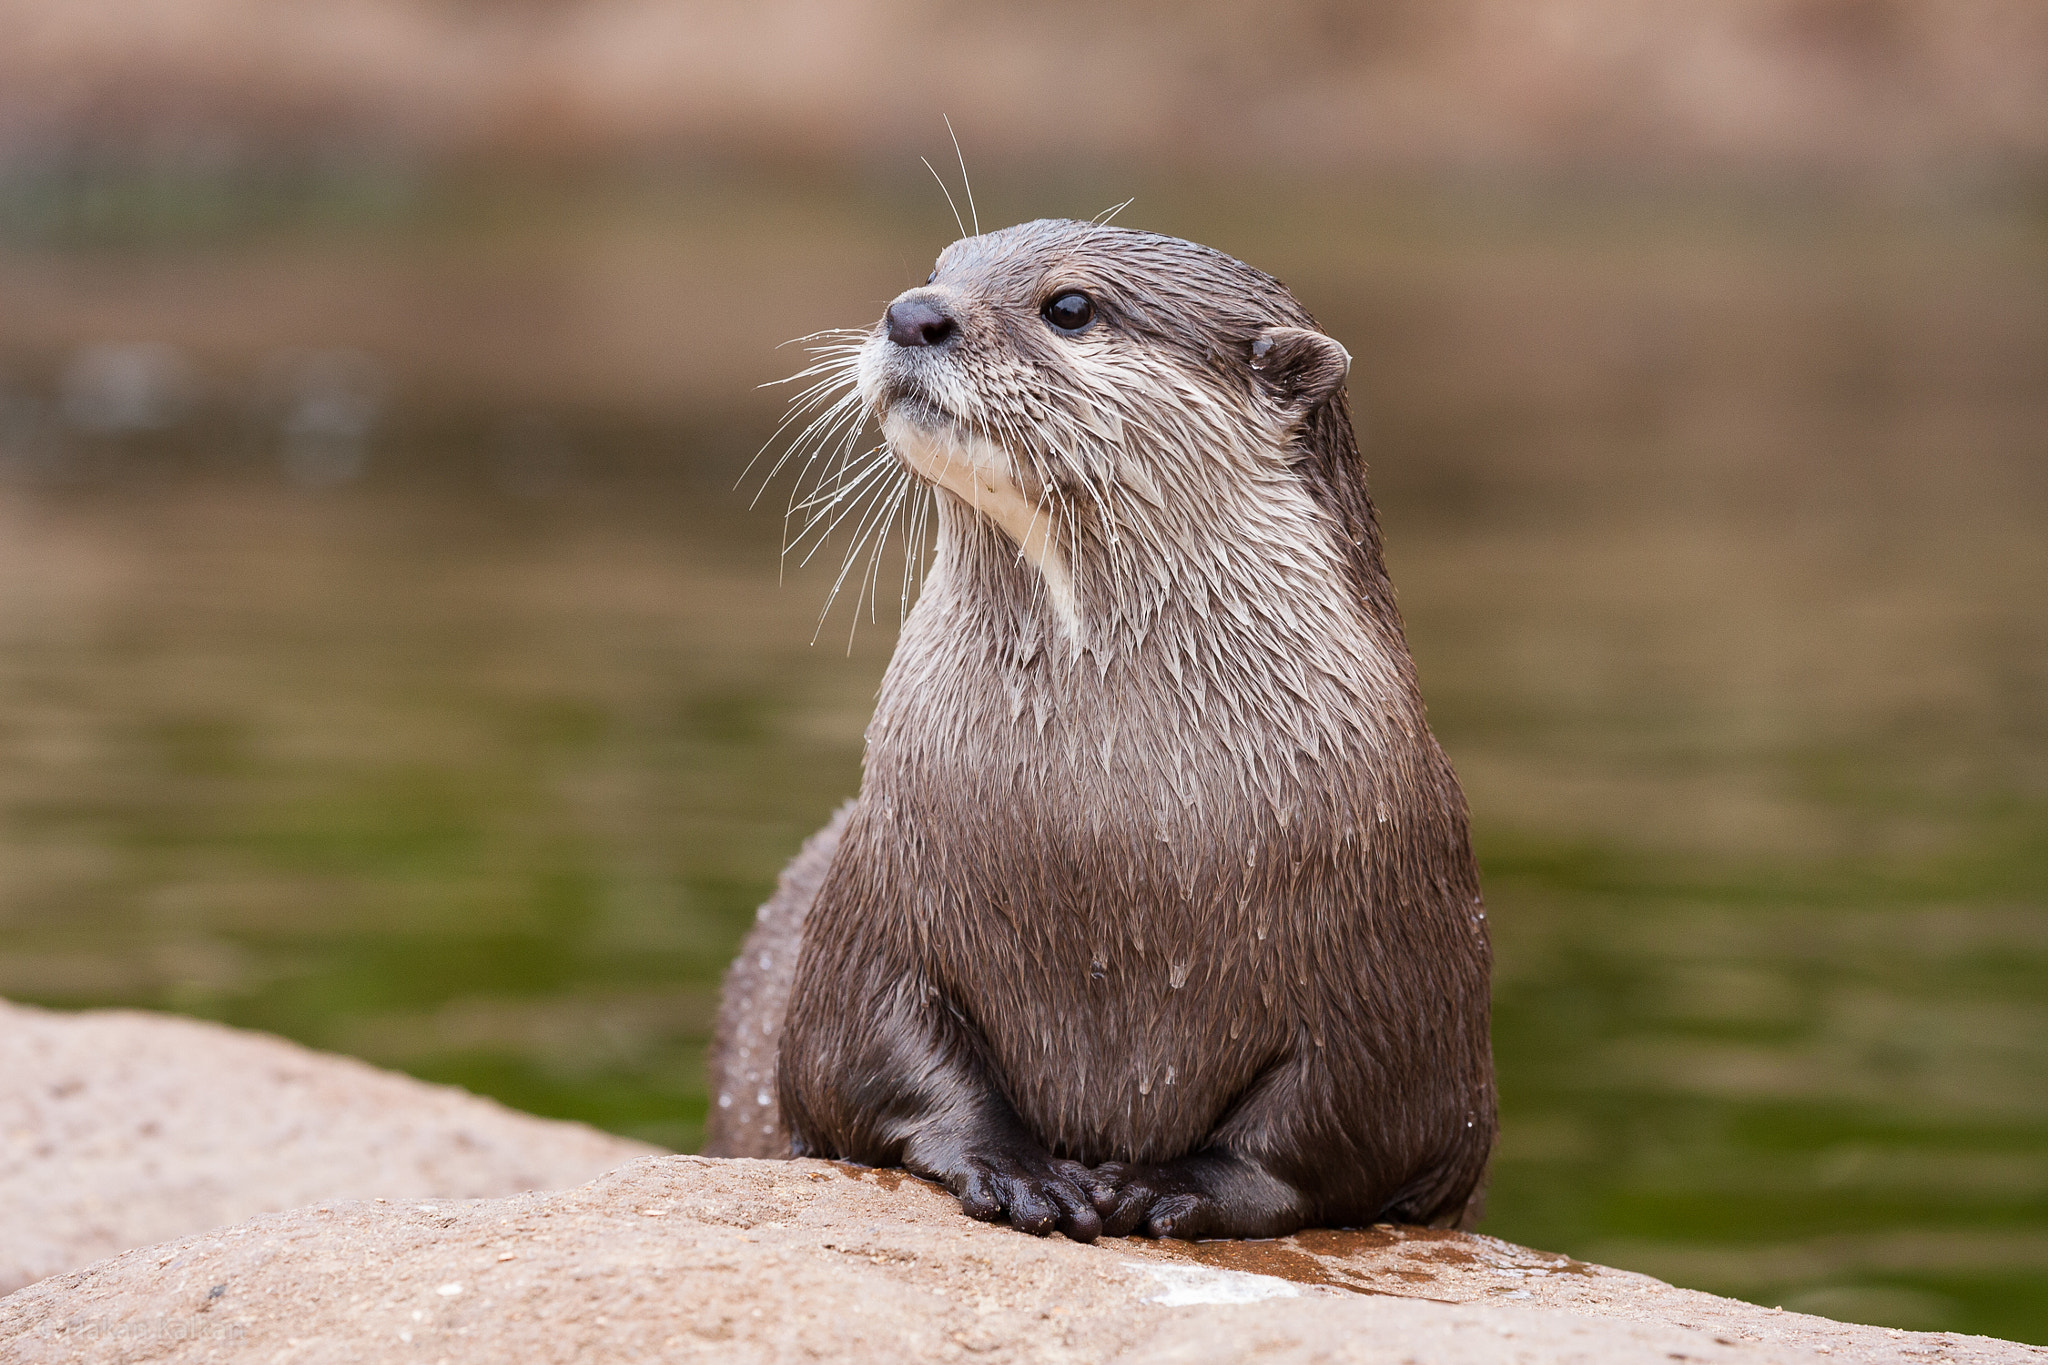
[1, 0, 2043, 1341]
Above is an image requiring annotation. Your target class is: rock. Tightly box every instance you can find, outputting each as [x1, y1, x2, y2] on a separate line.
[0, 999, 660, 1294]
[4, 1001, 2041, 1362]
[5, 1156, 2043, 1364]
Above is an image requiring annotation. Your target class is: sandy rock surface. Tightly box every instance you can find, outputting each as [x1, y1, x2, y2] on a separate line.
[5, 1155, 2042, 1365]
[0, 999, 659, 1295]
[4, 1001, 2041, 1363]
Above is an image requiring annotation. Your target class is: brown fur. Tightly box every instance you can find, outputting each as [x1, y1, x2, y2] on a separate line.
[706, 220, 1494, 1242]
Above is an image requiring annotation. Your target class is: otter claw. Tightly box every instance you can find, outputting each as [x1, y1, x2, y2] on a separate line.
[1143, 1192, 1203, 1238]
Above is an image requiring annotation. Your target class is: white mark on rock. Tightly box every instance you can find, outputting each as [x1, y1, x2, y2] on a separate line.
[436, 1282, 463, 1297]
[1127, 1262, 1302, 1307]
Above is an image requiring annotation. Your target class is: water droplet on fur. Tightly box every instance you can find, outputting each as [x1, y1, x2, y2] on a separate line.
[1169, 960, 1189, 989]
[1139, 1078, 1152, 1096]
[718, 1093, 732, 1109]
[756, 1090, 771, 1107]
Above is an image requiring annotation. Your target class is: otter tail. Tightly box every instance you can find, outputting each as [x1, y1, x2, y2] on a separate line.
[700, 801, 852, 1158]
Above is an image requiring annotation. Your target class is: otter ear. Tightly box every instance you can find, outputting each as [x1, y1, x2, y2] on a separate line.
[1249, 326, 1351, 412]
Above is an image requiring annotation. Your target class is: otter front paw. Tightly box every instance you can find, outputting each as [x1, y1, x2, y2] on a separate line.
[943, 1150, 1103, 1243]
[1090, 1156, 1307, 1240]
[1089, 1161, 1213, 1239]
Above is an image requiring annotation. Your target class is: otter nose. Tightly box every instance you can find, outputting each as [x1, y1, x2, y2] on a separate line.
[886, 296, 957, 349]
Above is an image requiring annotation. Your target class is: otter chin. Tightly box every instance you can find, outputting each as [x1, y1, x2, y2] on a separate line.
[876, 407, 1081, 634]
[704, 218, 1496, 1244]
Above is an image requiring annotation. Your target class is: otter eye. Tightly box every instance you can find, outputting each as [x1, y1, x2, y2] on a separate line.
[1042, 292, 1096, 334]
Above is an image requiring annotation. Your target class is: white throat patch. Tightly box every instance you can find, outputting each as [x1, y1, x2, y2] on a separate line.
[882, 411, 1079, 638]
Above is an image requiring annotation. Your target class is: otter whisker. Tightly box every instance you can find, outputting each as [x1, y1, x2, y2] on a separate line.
[1092, 197, 1135, 226]
[856, 468, 912, 629]
[741, 336, 866, 488]
[816, 465, 912, 646]
[814, 456, 900, 575]
[746, 363, 866, 501]
[765, 402, 864, 513]
[781, 418, 880, 548]
[943, 114, 979, 237]
[921, 157, 968, 241]
[765, 327, 871, 357]
[765, 352, 863, 444]
[772, 386, 870, 514]
[790, 449, 902, 568]
[759, 349, 867, 388]
[900, 484, 933, 621]
[787, 443, 893, 527]
[774, 356, 866, 410]
[836, 485, 900, 631]
[779, 431, 874, 572]
[786, 445, 893, 521]
[1021, 479, 1059, 577]
[786, 464, 888, 560]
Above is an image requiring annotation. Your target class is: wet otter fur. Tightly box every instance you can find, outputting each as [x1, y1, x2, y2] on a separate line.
[704, 219, 1495, 1243]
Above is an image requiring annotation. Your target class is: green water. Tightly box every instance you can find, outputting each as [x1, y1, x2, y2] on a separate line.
[0, 180, 2042, 1341]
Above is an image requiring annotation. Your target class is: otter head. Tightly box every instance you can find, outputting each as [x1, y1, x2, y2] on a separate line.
[855, 219, 1355, 642]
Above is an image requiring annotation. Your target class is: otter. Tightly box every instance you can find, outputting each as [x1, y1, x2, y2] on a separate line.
[704, 219, 1494, 1244]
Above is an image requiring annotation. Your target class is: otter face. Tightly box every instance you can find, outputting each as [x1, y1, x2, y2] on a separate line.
[847, 219, 1352, 636]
